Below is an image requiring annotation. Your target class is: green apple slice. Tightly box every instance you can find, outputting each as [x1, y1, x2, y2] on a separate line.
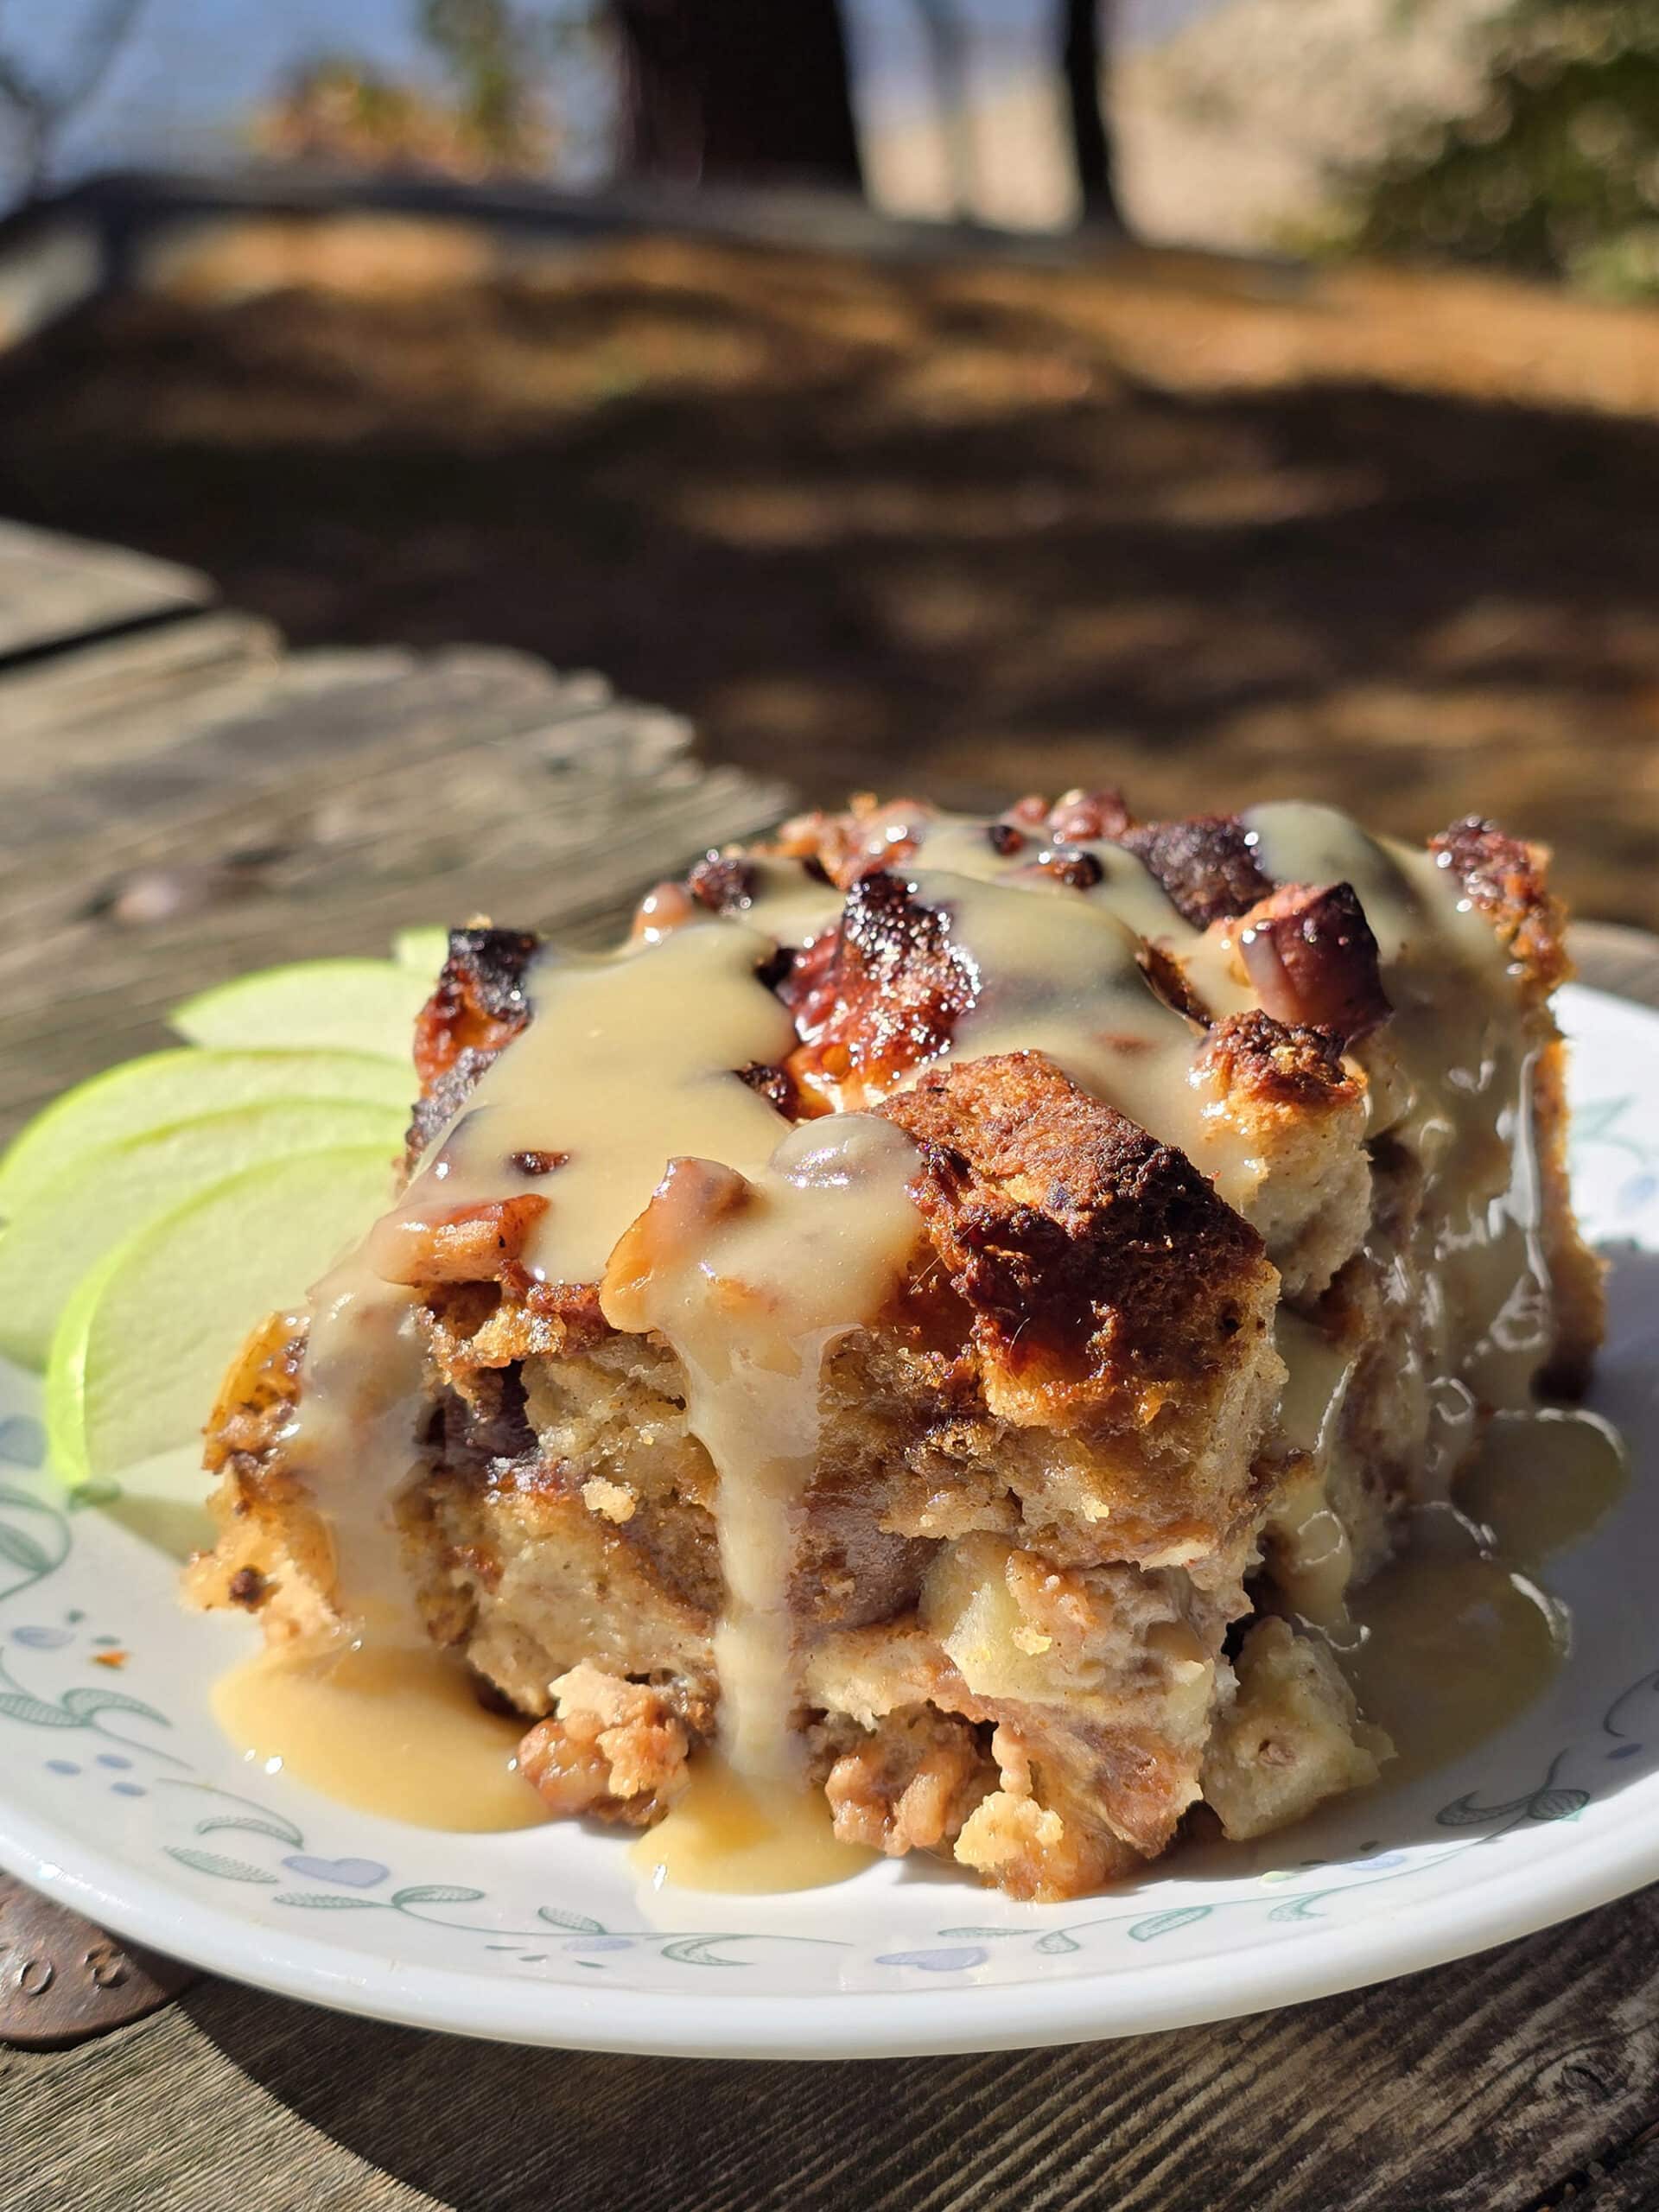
[0, 1047, 410, 1217]
[46, 1145, 394, 1491]
[0, 1099, 405, 1369]
[168, 958, 432, 1061]
[393, 925, 451, 977]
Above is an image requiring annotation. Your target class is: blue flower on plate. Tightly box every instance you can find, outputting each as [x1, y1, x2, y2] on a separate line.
[876, 1946, 988, 1972]
[281, 1854, 391, 1888]
[0, 1416, 45, 1467]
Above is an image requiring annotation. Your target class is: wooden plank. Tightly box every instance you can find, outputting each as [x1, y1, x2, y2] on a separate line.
[0, 612, 287, 783]
[0, 638, 783, 1133]
[0, 645, 586, 856]
[3, 1883, 1658, 2212]
[1566, 2132, 1659, 2211]
[0, 520, 211, 660]
[0, 753, 786, 1132]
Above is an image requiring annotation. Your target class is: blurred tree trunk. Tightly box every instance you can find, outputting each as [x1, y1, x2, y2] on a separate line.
[614, 0, 863, 190]
[1062, 0, 1118, 225]
[912, 0, 976, 217]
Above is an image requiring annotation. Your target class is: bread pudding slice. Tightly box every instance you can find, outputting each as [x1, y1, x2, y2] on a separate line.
[189, 793, 1602, 1900]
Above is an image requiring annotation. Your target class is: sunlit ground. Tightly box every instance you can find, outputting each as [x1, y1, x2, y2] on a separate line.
[1, 227, 1656, 923]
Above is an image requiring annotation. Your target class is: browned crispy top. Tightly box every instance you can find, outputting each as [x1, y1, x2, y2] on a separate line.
[407, 926, 540, 1168]
[876, 1051, 1272, 1425]
[398, 797, 1563, 1186]
[412, 925, 537, 1085]
[779, 870, 976, 1113]
[1429, 816, 1569, 999]
[1195, 1009, 1361, 1110]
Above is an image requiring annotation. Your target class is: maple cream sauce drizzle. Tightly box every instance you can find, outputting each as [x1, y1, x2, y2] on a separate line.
[600, 1115, 921, 1784]
[907, 866, 1268, 1217]
[226, 800, 1589, 1843]
[605, 1114, 921, 1889]
[740, 858, 845, 947]
[220, 922, 804, 1826]
[1245, 804, 1553, 1486]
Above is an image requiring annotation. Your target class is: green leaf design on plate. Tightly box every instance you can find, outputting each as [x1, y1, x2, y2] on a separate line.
[1436, 1791, 1535, 1827]
[1034, 1929, 1083, 1955]
[1572, 1096, 1635, 1144]
[0, 1689, 80, 1726]
[165, 1847, 279, 1884]
[60, 1684, 168, 1725]
[1128, 1907, 1212, 1942]
[0, 1483, 54, 1512]
[658, 1936, 746, 1967]
[274, 1891, 384, 1910]
[0, 1522, 54, 1574]
[935, 1925, 1017, 1940]
[537, 1905, 607, 1934]
[195, 1813, 306, 1846]
[1266, 1893, 1329, 1923]
[1528, 1788, 1591, 1821]
[392, 1885, 486, 1909]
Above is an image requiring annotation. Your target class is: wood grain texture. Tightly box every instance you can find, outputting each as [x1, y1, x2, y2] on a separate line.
[5, 1887, 1659, 2212]
[1561, 2133, 1659, 2211]
[0, 621, 785, 1131]
[1, 529, 1656, 2212]
[0, 518, 210, 659]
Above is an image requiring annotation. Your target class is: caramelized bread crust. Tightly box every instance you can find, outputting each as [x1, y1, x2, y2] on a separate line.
[877, 1052, 1272, 1422]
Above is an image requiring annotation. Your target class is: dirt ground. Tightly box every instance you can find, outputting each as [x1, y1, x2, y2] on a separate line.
[2, 226, 1657, 925]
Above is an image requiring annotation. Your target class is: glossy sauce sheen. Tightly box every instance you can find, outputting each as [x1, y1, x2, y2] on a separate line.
[630, 1758, 874, 1893]
[212, 799, 1608, 1869]
[601, 1115, 920, 1783]
[213, 1642, 550, 1831]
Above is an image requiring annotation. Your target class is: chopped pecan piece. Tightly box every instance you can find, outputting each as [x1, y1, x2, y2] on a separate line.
[630, 880, 696, 943]
[686, 851, 758, 914]
[736, 1059, 803, 1117]
[823, 1710, 992, 1857]
[518, 1664, 690, 1827]
[1122, 816, 1272, 928]
[1237, 882, 1391, 1044]
[1048, 788, 1132, 843]
[508, 1148, 569, 1177]
[1035, 848, 1104, 892]
[368, 1193, 550, 1288]
[780, 870, 976, 1110]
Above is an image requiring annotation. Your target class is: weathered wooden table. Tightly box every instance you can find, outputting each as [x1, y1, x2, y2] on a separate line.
[3, 524, 1657, 2212]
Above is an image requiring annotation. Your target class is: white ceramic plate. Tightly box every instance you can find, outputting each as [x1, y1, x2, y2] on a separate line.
[0, 982, 1655, 2060]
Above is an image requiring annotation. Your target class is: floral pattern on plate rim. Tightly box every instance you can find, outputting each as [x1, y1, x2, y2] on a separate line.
[0, 1090, 1653, 1986]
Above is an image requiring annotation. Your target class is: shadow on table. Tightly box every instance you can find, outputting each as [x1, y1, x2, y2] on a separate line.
[3, 264, 1659, 927]
[181, 1975, 1151, 2211]
[180, 1852, 1658, 2212]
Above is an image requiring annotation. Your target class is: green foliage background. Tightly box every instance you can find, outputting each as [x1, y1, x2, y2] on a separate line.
[1343, 1, 1659, 296]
